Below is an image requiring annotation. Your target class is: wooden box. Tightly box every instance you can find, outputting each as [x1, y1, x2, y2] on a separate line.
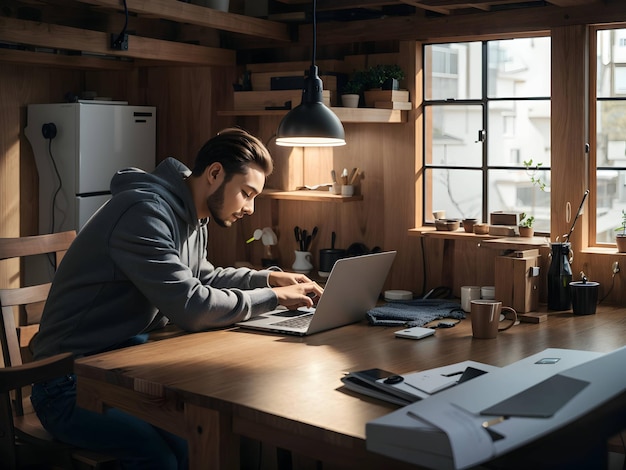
[233, 90, 332, 110]
[363, 89, 409, 107]
[494, 252, 540, 313]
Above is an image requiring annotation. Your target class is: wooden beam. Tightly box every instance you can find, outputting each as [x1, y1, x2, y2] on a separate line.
[75, 0, 292, 42]
[0, 17, 235, 66]
[307, 1, 626, 45]
[0, 48, 134, 70]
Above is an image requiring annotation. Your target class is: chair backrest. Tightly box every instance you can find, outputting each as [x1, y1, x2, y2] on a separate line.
[0, 230, 76, 346]
[0, 231, 76, 328]
[0, 232, 76, 414]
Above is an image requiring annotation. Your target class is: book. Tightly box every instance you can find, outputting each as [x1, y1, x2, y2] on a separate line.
[341, 361, 499, 406]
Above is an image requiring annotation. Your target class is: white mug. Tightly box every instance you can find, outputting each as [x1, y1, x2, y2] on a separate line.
[461, 286, 481, 312]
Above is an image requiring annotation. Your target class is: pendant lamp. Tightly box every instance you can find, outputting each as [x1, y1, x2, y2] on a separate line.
[275, 0, 346, 147]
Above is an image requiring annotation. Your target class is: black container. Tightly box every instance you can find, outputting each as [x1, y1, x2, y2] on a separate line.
[319, 248, 346, 277]
[570, 281, 599, 315]
[547, 242, 573, 310]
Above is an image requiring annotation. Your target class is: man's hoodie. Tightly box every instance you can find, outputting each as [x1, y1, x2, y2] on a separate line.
[33, 158, 278, 360]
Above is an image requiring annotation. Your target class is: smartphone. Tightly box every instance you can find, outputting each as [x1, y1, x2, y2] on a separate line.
[394, 326, 436, 340]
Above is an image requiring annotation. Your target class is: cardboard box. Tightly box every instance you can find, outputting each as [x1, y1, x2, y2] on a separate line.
[494, 253, 540, 313]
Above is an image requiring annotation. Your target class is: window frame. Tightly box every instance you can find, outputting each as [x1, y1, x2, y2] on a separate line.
[421, 37, 552, 231]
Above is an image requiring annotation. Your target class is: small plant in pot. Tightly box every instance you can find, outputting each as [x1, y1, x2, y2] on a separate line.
[365, 64, 405, 90]
[341, 71, 367, 107]
[616, 209, 626, 253]
[519, 213, 534, 237]
[517, 158, 547, 236]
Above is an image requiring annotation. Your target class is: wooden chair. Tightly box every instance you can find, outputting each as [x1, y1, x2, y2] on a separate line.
[0, 232, 118, 469]
[0, 231, 77, 357]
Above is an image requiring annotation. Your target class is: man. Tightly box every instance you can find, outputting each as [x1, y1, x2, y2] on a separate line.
[31, 128, 323, 469]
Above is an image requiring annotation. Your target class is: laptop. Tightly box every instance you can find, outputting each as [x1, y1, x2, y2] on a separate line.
[237, 251, 397, 336]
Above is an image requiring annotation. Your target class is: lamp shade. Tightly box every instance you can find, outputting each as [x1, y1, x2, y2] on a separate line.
[276, 66, 346, 147]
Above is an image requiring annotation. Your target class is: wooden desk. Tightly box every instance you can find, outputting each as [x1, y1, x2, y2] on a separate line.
[74, 306, 626, 469]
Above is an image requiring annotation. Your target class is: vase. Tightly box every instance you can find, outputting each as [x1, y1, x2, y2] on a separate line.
[292, 250, 313, 274]
[547, 242, 572, 311]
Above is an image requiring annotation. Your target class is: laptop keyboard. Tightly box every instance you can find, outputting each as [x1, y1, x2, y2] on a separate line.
[272, 313, 314, 329]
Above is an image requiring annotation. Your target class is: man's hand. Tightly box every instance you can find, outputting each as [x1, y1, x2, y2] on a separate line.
[272, 281, 324, 309]
[268, 271, 312, 287]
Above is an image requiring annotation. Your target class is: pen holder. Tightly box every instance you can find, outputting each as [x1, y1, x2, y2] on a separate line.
[292, 250, 313, 274]
[341, 184, 354, 197]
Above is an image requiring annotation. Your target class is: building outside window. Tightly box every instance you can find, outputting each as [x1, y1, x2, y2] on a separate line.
[422, 37, 551, 233]
[595, 27, 626, 244]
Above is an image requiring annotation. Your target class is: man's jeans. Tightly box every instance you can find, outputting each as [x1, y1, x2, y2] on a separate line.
[31, 374, 189, 470]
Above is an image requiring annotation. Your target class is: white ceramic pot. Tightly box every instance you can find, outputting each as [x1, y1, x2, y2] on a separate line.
[341, 94, 360, 108]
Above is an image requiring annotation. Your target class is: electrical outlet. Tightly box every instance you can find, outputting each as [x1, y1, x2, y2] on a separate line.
[110, 33, 129, 51]
[612, 261, 620, 274]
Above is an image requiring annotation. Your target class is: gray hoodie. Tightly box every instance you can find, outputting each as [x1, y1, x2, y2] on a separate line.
[33, 157, 278, 360]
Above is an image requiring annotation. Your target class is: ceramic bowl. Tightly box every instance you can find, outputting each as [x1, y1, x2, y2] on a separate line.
[435, 219, 461, 231]
[462, 218, 477, 233]
[473, 223, 489, 235]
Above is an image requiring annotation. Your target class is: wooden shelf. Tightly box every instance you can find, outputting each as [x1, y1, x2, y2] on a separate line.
[259, 189, 363, 202]
[217, 107, 407, 123]
[409, 227, 498, 240]
[409, 226, 551, 248]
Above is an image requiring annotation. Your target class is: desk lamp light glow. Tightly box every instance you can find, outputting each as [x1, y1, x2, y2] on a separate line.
[275, 0, 346, 148]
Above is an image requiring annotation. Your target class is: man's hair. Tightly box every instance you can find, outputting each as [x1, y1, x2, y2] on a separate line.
[191, 128, 273, 181]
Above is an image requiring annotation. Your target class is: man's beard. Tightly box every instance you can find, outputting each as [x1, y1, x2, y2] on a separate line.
[206, 181, 231, 228]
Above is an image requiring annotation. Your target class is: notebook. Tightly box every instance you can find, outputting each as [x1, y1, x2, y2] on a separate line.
[237, 251, 397, 336]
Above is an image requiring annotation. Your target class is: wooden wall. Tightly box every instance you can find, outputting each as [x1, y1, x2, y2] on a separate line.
[2, 24, 626, 306]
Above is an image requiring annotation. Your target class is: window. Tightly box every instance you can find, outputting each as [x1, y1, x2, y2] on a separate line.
[422, 37, 551, 233]
[594, 27, 626, 243]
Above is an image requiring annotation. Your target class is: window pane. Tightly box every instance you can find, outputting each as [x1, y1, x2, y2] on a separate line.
[488, 169, 550, 233]
[425, 105, 483, 167]
[425, 168, 482, 222]
[596, 169, 626, 243]
[425, 42, 482, 100]
[487, 37, 551, 98]
[597, 29, 626, 98]
[596, 101, 626, 166]
[488, 100, 551, 166]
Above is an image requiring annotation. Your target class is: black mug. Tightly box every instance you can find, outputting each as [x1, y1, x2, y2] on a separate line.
[319, 248, 346, 276]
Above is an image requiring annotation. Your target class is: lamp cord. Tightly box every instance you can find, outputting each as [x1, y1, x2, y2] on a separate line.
[311, 0, 317, 68]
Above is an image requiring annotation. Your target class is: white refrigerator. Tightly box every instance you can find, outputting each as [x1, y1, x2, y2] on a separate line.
[25, 101, 156, 235]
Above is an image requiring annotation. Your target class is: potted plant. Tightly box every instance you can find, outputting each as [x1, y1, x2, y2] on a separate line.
[616, 210, 626, 253]
[363, 64, 407, 107]
[519, 213, 534, 237]
[365, 64, 405, 90]
[341, 80, 363, 108]
[517, 159, 546, 236]
[341, 71, 367, 108]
